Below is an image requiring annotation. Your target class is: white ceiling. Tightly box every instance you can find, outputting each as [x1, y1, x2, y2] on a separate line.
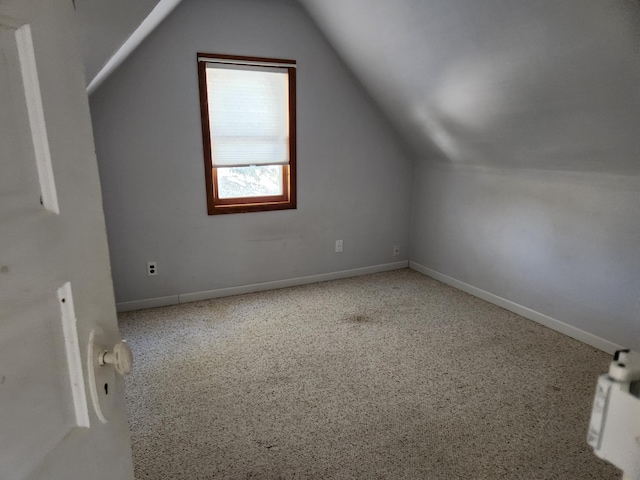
[299, 0, 640, 174]
[78, 0, 640, 174]
[76, 0, 162, 83]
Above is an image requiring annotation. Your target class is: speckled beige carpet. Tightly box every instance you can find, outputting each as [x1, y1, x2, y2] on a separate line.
[119, 269, 620, 479]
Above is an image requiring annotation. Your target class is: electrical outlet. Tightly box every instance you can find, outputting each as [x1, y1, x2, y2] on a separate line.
[147, 261, 158, 276]
[393, 245, 400, 256]
[335, 240, 343, 253]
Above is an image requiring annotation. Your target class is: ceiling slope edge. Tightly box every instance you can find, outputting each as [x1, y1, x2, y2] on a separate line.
[87, 0, 183, 95]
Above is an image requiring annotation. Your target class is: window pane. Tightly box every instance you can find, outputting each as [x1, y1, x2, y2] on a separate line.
[214, 137, 288, 166]
[217, 165, 283, 199]
[206, 66, 289, 167]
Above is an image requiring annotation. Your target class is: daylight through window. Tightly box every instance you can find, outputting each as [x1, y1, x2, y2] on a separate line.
[197, 54, 297, 214]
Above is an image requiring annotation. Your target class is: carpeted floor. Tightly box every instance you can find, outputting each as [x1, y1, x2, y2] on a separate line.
[119, 268, 620, 479]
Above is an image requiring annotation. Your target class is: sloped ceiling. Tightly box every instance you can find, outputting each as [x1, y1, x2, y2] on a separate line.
[77, 0, 640, 174]
[76, 0, 161, 82]
[299, 0, 640, 174]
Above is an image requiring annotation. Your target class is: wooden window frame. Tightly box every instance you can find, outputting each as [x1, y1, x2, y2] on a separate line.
[197, 53, 297, 215]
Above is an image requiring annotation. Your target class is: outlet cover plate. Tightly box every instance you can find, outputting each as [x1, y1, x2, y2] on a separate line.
[147, 261, 157, 276]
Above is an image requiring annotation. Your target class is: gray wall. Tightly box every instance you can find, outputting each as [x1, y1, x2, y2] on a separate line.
[301, 0, 640, 349]
[90, 0, 413, 304]
[411, 165, 640, 350]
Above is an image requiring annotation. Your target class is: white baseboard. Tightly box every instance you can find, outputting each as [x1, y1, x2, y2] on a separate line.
[409, 261, 623, 354]
[116, 261, 409, 313]
[116, 294, 179, 312]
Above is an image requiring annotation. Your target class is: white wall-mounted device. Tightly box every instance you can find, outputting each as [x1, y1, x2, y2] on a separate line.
[588, 349, 640, 479]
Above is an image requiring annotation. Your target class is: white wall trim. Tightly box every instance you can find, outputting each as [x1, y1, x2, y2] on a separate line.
[117, 261, 409, 312]
[409, 261, 623, 354]
[116, 294, 179, 312]
[87, 0, 183, 95]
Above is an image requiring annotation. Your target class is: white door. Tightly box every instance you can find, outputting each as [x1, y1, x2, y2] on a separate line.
[0, 1, 135, 479]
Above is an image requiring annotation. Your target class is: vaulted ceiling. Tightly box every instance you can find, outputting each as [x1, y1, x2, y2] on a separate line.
[79, 0, 640, 174]
[299, 0, 640, 174]
[76, 0, 161, 83]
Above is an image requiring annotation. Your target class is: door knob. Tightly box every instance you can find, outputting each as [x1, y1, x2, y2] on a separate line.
[98, 340, 133, 376]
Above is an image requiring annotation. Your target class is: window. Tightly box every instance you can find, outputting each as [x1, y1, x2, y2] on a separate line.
[197, 53, 297, 215]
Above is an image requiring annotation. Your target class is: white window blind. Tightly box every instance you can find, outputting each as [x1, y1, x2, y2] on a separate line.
[205, 64, 289, 167]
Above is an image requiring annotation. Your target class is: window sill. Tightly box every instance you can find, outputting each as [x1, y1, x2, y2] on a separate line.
[208, 200, 296, 215]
